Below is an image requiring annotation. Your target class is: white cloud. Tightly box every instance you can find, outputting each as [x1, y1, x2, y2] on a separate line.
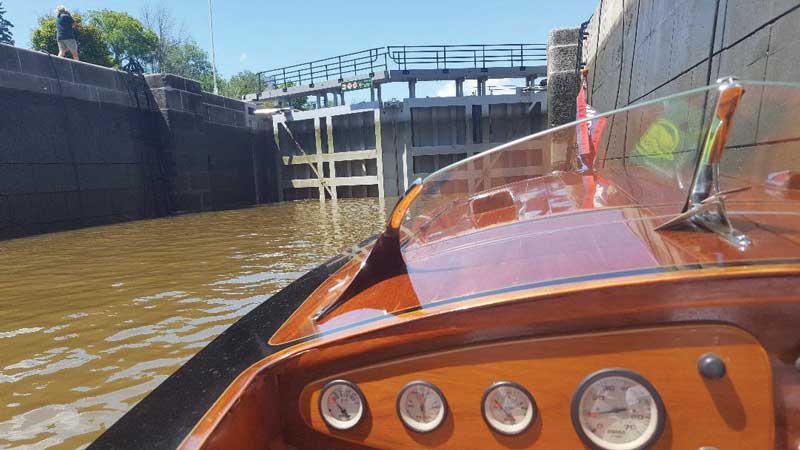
[434, 78, 523, 97]
[239, 53, 248, 62]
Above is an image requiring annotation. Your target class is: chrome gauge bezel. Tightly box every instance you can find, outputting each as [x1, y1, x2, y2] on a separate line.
[396, 380, 448, 433]
[480, 381, 538, 436]
[318, 379, 366, 431]
[570, 369, 666, 450]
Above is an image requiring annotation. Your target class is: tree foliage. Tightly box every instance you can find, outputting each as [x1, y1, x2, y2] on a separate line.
[87, 9, 157, 68]
[163, 40, 215, 91]
[28, 4, 264, 102]
[0, 1, 15, 45]
[31, 12, 113, 67]
[220, 70, 261, 99]
[140, 4, 185, 74]
[139, 6, 217, 92]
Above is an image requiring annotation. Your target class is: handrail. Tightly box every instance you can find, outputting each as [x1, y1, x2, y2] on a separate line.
[256, 47, 388, 94]
[254, 44, 546, 95]
[387, 44, 546, 71]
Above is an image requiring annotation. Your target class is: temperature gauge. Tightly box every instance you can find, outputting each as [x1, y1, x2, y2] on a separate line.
[481, 382, 537, 435]
[319, 380, 365, 430]
[396, 381, 447, 433]
[571, 369, 665, 450]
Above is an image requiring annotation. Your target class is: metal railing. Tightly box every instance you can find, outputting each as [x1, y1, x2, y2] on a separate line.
[387, 44, 546, 71]
[254, 44, 547, 96]
[256, 48, 388, 94]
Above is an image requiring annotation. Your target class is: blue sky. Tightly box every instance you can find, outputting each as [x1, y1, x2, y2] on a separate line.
[2, 0, 597, 100]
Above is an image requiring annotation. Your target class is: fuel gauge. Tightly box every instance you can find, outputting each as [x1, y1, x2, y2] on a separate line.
[481, 382, 537, 435]
[319, 380, 365, 430]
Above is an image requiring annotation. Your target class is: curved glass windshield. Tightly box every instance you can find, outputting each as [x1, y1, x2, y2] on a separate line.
[280, 80, 800, 341]
[400, 81, 800, 250]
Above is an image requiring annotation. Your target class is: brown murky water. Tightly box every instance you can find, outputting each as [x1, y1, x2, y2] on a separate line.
[0, 199, 389, 450]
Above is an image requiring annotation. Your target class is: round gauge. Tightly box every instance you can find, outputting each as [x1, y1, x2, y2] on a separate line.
[319, 380, 366, 430]
[396, 381, 447, 433]
[481, 382, 537, 435]
[571, 369, 666, 450]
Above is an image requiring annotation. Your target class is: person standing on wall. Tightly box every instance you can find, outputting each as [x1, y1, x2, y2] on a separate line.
[55, 5, 78, 61]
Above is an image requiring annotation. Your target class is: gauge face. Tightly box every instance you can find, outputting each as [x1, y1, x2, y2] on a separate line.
[571, 369, 665, 450]
[319, 380, 365, 430]
[481, 382, 537, 435]
[396, 381, 447, 433]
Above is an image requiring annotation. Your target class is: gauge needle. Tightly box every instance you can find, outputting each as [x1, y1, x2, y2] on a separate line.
[335, 401, 350, 419]
[596, 407, 628, 415]
[494, 400, 515, 421]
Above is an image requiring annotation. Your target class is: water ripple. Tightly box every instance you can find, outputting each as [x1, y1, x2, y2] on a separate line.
[0, 199, 389, 449]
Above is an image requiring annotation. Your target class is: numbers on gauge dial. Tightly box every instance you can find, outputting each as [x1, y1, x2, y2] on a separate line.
[319, 380, 365, 430]
[397, 381, 447, 433]
[482, 382, 537, 435]
[573, 371, 664, 450]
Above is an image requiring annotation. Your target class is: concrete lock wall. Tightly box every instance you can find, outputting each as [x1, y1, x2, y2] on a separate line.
[582, 0, 800, 199]
[0, 44, 278, 240]
[146, 74, 279, 211]
[583, 0, 800, 112]
[547, 27, 582, 127]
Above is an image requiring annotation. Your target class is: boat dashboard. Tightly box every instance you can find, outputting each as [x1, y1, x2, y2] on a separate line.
[301, 325, 771, 450]
[179, 267, 800, 450]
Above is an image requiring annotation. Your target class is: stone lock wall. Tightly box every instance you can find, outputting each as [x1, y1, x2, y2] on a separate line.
[581, 0, 800, 209]
[583, 0, 800, 111]
[146, 74, 279, 212]
[0, 44, 278, 240]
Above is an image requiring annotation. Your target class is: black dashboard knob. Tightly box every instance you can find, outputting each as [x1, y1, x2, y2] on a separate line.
[697, 353, 726, 379]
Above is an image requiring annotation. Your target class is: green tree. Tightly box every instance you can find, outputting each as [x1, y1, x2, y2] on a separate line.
[162, 40, 215, 90]
[277, 82, 310, 110]
[0, 1, 14, 45]
[31, 12, 113, 67]
[140, 5, 183, 74]
[139, 6, 226, 96]
[220, 70, 262, 99]
[87, 10, 158, 68]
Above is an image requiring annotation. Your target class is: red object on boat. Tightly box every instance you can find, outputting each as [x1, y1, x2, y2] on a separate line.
[576, 85, 607, 171]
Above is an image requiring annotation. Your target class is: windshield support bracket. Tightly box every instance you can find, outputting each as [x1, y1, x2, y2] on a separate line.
[655, 186, 752, 249]
[655, 78, 752, 250]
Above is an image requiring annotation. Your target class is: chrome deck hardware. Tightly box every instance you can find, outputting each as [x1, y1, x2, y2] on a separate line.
[655, 78, 752, 249]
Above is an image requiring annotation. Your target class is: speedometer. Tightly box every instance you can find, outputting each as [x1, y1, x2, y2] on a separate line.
[571, 369, 665, 450]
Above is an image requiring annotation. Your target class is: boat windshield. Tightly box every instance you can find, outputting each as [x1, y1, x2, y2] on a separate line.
[275, 80, 800, 343]
[399, 80, 800, 250]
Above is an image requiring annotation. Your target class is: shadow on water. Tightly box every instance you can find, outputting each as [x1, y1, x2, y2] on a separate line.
[0, 198, 390, 450]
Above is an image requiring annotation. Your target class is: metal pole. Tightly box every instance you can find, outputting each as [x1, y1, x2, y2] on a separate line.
[208, 0, 219, 95]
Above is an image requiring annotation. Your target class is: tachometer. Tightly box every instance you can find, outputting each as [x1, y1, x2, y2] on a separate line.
[319, 380, 365, 430]
[481, 381, 537, 435]
[396, 381, 447, 433]
[571, 369, 665, 450]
